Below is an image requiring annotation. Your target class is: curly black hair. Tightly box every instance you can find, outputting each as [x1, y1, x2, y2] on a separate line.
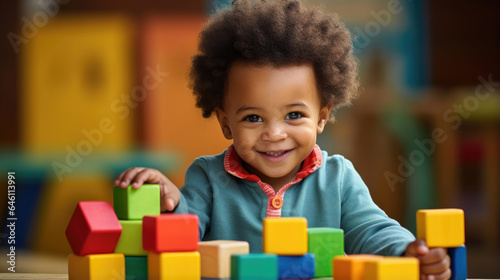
[189, 0, 359, 120]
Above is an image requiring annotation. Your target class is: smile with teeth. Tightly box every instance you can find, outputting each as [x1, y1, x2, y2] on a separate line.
[264, 150, 289, 157]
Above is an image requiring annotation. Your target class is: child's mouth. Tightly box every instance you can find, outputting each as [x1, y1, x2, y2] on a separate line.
[265, 151, 287, 157]
[259, 149, 292, 162]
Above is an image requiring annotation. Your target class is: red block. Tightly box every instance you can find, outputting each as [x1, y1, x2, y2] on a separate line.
[65, 201, 122, 256]
[143, 214, 199, 253]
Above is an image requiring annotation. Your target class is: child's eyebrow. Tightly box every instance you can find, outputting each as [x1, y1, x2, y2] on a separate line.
[235, 103, 308, 114]
[236, 106, 260, 114]
[287, 102, 307, 108]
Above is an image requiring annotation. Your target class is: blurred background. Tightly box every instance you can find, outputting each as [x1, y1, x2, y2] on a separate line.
[0, 0, 499, 277]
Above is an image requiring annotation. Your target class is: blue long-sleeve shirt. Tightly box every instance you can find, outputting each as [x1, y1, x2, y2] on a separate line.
[175, 145, 415, 255]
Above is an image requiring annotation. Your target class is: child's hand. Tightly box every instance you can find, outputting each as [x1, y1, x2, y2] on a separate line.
[404, 239, 451, 280]
[115, 167, 180, 212]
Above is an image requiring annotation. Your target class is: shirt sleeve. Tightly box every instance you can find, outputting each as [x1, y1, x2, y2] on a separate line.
[175, 158, 213, 241]
[339, 157, 415, 256]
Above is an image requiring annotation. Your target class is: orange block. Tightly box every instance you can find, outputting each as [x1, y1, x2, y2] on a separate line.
[142, 214, 199, 253]
[141, 15, 232, 186]
[333, 255, 383, 280]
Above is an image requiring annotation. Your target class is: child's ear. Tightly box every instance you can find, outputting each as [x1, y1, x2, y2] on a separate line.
[215, 109, 233, 140]
[317, 106, 332, 134]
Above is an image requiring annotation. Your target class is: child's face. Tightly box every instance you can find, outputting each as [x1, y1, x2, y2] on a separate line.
[217, 61, 331, 187]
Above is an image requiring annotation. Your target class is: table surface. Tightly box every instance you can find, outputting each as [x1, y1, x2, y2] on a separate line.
[0, 274, 497, 280]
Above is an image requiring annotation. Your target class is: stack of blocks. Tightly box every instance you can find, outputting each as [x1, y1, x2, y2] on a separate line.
[66, 201, 125, 279]
[417, 209, 467, 280]
[113, 184, 161, 280]
[66, 185, 202, 280]
[255, 217, 344, 280]
[143, 213, 201, 279]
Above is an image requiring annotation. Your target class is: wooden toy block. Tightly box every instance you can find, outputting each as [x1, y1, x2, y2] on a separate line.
[262, 217, 307, 255]
[448, 245, 467, 280]
[198, 240, 249, 278]
[125, 256, 147, 280]
[143, 214, 199, 253]
[230, 253, 278, 280]
[416, 209, 465, 247]
[333, 255, 383, 280]
[278, 253, 315, 279]
[65, 201, 122, 256]
[363, 257, 419, 280]
[68, 253, 125, 280]
[115, 220, 147, 256]
[148, 251, 200, 280]
[308, 227, 344, 277]
[113, 185, 160, 220]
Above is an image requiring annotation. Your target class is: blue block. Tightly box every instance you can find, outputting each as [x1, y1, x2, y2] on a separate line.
[448, 245, 467, 280]
[278, 253, 315, 279]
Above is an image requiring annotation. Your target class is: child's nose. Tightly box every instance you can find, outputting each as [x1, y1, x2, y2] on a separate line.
[261, 122, 287, 142]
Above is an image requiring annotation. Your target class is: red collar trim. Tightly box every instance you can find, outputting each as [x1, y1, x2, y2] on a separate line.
[223, 144, 323, 184]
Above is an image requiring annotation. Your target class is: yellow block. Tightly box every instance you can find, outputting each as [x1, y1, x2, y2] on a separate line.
[417, 209, 465, 247]
[22, 15, 133, 154]
[333, 255, 383, 280]
[363, 257, 419, 280]
[198, 240, 249, 278]
[148, 251, 200, 280]
[68, 253, 125, 280]
[263, 217, 308, 255]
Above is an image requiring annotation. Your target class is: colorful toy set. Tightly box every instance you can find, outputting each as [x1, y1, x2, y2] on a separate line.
[66, 190, 467, 280]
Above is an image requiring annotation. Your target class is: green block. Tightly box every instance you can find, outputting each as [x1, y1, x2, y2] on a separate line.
[113, 184, 160, 220]
[115, 220, 148, 256]
[125, 256, 147, 280]
[307, 227, 344, 278]
[231, 254, 277, 280]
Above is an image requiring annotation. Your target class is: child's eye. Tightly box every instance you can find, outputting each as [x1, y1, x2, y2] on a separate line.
[285, 112, 303, 120]
[244, 115, 262, 122]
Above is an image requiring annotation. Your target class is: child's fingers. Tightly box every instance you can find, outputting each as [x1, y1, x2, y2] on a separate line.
[404, 239, 428, 257]
[162, 197, 178, 212]
[159, 177, 180, 212]
[422, 268, 451, 280]
[420, 254, 450, 275]
[115, 167, 146, 188]
[419, 248, 447, 265]
[130, 168, 161, 189]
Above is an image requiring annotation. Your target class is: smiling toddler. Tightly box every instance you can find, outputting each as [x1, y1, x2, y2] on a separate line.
[115, 1, 451, 278]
